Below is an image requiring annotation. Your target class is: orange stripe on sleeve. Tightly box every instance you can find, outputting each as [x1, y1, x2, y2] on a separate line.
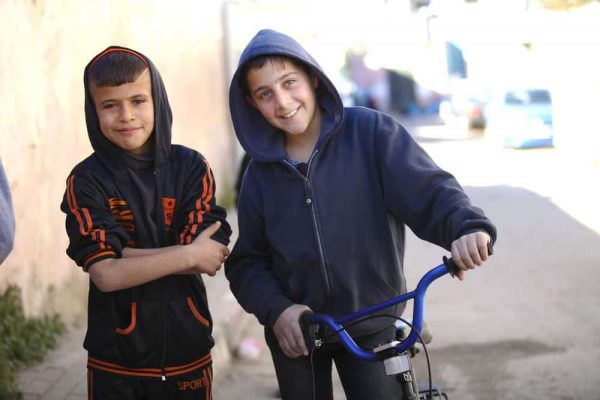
[67, 175, 111, 253]
[205, 161, 214, 208]
[181, 161, 217, 244]
[67, 176, 90, 235]
[83, 250, 116, 269]
[82, 208, 93, 231]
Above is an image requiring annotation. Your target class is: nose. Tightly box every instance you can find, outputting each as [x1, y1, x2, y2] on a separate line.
[119, 104, 135, 121]
[273, 89, 290, 109]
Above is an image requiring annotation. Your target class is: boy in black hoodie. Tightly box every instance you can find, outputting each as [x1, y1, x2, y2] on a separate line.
[61, 47, 231, 399]
[226, 30, 496, 399]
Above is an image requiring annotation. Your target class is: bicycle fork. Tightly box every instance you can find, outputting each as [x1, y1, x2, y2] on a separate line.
[399, 368, 420, 400]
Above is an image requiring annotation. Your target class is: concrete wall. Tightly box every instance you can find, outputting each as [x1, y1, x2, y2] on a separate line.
[0, 0, 235, 324]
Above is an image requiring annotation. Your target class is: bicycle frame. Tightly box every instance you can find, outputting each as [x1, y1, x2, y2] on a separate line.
[301, 257, 458, 362]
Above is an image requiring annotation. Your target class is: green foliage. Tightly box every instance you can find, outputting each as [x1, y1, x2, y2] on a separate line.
[0, 286, 66, 399]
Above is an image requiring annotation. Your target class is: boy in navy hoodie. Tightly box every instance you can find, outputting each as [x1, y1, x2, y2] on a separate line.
[61, 47, 231, 399]
[226, 30, 497, 399]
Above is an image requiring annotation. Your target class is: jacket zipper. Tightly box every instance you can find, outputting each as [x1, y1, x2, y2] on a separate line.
[283, 151, 332, 302]
[160, 303, 168, 380]
[154, 167, 167, 381]
[154, 167, 168, 244]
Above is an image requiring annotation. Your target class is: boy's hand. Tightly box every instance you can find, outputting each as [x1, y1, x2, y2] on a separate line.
[450, 231, 491, 281]
[186, 222, 230, 276]
[273, 304, 311, 358]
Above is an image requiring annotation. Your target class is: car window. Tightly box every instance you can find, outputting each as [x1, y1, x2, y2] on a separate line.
[528, 90, 551, 104]
[505, 89, 551, 105]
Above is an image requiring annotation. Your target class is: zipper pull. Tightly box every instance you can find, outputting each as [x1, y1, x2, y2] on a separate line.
[305, 180, 313, 206]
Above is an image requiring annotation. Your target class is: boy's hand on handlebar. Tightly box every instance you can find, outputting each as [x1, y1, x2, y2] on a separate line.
[450, 231, 491, 281]
[273, 304, 311, 358]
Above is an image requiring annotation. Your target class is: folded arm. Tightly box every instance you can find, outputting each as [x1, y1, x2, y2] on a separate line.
[90, 221, 229, 292]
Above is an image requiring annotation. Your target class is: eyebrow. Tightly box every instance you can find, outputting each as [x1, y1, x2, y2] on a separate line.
[97, 93, 150, 107]
[251, 72, 299, 97]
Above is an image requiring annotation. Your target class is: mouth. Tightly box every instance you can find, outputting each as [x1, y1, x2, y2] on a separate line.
[117, 127, 141, 134]
[279, 107, 300, 119]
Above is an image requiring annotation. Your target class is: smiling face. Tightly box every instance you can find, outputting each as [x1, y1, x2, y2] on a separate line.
[90, 69, 154, 155]
[245, 59, 321, 142]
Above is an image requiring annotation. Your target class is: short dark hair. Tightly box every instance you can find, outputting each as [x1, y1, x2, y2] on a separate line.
[89, 49, 149, 87]
[240, 55, 313, 96]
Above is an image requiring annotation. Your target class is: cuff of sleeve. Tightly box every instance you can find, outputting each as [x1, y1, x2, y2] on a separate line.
[83, 250, 117, 272]
[265, 296, 295, 329]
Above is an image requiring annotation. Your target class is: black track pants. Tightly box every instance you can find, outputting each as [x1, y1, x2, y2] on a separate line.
[87, 365, 213, 400]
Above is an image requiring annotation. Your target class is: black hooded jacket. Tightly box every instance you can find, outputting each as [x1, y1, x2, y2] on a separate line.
[225, 30, 496, 338]
[61, 46, 231, 379]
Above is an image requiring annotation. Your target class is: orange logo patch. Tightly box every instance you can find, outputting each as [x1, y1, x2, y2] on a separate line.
[108, 197, 135, 246]
[162, 197, 176, 227]
[108, 197, 134, 233]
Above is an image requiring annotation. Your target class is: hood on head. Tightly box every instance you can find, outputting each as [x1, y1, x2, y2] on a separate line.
[229, 29, 344, 162]
[84, 46, 172, 176]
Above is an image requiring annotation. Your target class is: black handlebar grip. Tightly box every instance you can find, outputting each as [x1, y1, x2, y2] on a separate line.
[300, 310, 314, 325]
[442, 256, 460, 277]
[299, 310, 318, 353]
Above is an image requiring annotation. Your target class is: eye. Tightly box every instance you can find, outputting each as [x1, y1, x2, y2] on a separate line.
[101, 102, 117, 110]
[132, 98, 147, 105]
[284, 79, 296, 86]
[258, 90, 271, 100]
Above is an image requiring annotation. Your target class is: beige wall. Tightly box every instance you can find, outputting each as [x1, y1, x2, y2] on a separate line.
[0, 0, 235, 323]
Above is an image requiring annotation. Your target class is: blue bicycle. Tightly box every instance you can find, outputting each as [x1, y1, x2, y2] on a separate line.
[301, 256, 464, 400]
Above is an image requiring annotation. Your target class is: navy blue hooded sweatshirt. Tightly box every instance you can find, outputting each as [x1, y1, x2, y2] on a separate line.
[225, 30, 496, 337]
[61, 46, 231, 379]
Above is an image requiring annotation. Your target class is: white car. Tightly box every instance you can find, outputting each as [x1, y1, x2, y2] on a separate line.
[485, 87, 554, 148]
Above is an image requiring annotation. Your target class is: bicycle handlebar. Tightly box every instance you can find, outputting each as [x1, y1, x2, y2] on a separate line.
[300, 256, 461, 362]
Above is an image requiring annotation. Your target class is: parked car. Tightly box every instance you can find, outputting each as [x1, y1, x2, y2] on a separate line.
[440, 79, 490, 130]
[485, 87, 554, 148]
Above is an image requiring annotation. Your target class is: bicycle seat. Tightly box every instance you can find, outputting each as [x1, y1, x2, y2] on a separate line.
[395, 319, 432, 344]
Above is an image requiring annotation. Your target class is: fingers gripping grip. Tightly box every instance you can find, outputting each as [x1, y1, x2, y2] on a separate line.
[444, 242, 494, 277]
